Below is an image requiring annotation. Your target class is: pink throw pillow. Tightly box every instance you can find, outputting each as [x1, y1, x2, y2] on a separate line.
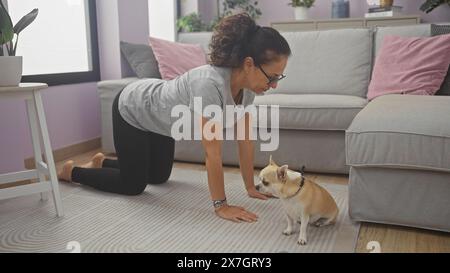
[367, 34, 450, 101]
[149, 36, 207, 80]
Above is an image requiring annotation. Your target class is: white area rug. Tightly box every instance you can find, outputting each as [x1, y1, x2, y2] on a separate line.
[0, 168, 360, 253]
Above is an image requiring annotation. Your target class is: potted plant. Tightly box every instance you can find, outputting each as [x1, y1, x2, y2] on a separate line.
[220, 0, 262, 20]
[288, 0, 315, 20]
[420, 0, 450, 13]
[0, 1, 38, 86]
[205, 0, 261, 31]
[177, 0, 262, 33]
[177, 13, 211, 33]
[380, 0, 394, 8]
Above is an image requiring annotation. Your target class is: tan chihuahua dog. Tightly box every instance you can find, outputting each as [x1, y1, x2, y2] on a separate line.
[257, 156, 339, 245]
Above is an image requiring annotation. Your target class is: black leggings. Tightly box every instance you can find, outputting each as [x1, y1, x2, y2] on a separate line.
[71, 91, 175, 195]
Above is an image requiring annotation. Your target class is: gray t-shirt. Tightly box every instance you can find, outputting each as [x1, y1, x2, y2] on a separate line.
[118, 65, 256, 138]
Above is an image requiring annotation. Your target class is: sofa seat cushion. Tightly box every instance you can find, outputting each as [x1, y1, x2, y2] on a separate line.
[253, 94, 367, 130]
[346, 94, 450, 172]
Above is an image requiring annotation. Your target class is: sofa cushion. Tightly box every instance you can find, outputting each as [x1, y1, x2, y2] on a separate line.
[268, 29, 372, 98]
[253, 94, 367, 130]
[149, 36, 207, 80]
[367, 34, 450, 100]
[120, 41, 162, 79]
[346, 94, 450, 172]
[374, 24, 430, 56]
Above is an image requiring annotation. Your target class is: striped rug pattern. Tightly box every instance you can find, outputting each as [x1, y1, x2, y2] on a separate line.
[0, 168, 359, 253]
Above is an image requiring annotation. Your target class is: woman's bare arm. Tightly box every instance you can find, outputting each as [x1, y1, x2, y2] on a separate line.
[199, 116, 258, 222]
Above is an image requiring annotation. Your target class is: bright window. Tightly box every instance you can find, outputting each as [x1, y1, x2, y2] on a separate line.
[148, 0, 177, 41]
[6, 0, 99, 85]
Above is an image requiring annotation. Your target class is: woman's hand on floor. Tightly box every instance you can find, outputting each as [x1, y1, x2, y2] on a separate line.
[215, 205, 258, 223]
[247, 187, 273, 200]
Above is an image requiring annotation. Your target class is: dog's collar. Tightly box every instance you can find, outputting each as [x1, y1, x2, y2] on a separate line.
[286, 176, 305, 199]
[285, 165, 306, 199]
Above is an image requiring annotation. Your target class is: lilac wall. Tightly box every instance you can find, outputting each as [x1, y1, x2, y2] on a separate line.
[0, 83, 100, 174]
[0, 0, 149, 174]
[0, 99, 29, 173]
[198, 0, 217, 24]
[206, 0, 450, 26]
[118, 0, 149, 77]
[97, 0, 121, 80]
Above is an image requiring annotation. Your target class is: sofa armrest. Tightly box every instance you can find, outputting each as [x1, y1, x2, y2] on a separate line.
[97, 77, 139, 93]
[97, 77, 139, 154]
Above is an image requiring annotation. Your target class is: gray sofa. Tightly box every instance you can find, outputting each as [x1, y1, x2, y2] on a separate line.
[97, 24, 450, 232]
[100, 27, 374, 174]
[346, 94, 450, 232]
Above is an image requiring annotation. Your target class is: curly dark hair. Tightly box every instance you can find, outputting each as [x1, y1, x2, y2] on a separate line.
[209, 13, 291, 68]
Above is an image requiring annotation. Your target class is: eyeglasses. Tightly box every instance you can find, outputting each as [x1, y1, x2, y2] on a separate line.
[258, 65, 286, 85]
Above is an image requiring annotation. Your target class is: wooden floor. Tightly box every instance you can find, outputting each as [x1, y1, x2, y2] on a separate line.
[48, 148, 449, 253]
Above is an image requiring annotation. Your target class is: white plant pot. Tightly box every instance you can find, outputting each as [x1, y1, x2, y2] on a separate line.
[294, 7, 310, 20]
[0, 56, 23, 86]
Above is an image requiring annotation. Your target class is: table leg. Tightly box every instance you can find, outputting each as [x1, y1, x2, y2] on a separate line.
[26, 98, 48, 201]
[32, 90, 64, 217]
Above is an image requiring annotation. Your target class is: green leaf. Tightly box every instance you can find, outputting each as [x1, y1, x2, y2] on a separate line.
[0, 0, 6, 11]
[13, 8, 38, 35]
[0, 1, 14, 45]
[288, 0, 315, 8]
[420, 0, 447, 13]
[177, 12, 209, 32]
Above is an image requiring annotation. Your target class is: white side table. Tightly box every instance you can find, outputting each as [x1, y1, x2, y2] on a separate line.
[0, 83, 64, 217]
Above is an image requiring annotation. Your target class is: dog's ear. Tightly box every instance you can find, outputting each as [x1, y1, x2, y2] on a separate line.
[277, 165, 288, 182]
[269, 155, 276, 166]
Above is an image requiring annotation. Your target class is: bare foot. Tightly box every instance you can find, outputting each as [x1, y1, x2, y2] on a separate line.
[81, 153, 105, 168]
[58, 160, 74, 182]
